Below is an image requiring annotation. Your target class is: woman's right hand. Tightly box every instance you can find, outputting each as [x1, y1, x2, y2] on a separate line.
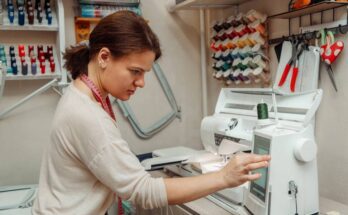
[219, 153, 271, 188]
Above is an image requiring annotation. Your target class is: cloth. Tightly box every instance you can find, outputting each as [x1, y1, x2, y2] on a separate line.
[32, 84, 168, 215]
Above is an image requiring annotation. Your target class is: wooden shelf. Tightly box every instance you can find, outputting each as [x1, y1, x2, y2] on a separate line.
[269, 1, 348, 19]
[170, 0, 253, 11]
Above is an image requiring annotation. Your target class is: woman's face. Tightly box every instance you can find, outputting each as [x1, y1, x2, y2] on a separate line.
[100, 50, 155, 101]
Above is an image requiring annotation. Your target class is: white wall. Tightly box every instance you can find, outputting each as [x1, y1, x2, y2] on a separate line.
[0, 0, 203, 185]
[207, 0, 348, 206]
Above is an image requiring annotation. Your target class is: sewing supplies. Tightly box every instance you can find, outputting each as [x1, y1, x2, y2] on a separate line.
[210, 9, 269, 86]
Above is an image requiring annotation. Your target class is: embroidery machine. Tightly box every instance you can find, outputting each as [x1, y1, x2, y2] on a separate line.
[142, 87, 322, 214]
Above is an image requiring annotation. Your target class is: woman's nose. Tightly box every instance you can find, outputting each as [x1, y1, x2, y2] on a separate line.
[135, 76, 145, 88]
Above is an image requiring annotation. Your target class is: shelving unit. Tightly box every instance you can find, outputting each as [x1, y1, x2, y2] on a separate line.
[0, 0, 67, 119]
[268, 1, 348, 44]
[269, 1, 348, 19]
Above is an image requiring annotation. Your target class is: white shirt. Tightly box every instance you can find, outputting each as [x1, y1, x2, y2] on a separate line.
[32, 84, 168, 215]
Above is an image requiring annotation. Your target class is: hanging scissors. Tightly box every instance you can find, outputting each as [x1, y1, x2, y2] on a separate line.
[278, 39, 304, 92]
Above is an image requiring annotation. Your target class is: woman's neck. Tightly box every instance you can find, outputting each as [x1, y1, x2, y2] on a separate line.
[74, 62, 108, 101]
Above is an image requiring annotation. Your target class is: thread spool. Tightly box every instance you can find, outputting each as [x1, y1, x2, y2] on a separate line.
[218, 28, 227, 40]
[22, 62, 28, 75]
[212, 51, 222, 61]
[31, 62, 37, 75]
[253, 55, 268, 71]
[226, 27, 237, 40]
[222, 50, 233, 62]
[47, 12, 52, 25]
[223, 68, 232, 78]
[0, 2, 3, 25]
[211, 31, 219, 41]
[250, 31, 265, 46]
[252, 67, 269, 83]
[231, 48, 240, 59]
[212, 20, 224, 33]
[249, 20, 266, 36]
[8, 5, 14, 24]
[37, 6, 43, 23]
[241, 34, 253, 47]
[12, 62, 18, 75]
[18, 6, 25, 26]
[235, 24, 247, 37]
[28, 9, 34, 25]
[9, 46, 15, 57]
[257, 102, 268, 120]
[235, 13, 245, 26]
[240, 46, 252, 58]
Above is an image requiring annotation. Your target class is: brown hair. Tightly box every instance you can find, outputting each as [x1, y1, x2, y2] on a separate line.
[63, 11, 161, 79]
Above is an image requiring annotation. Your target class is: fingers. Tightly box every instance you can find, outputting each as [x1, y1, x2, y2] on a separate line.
[244, 172, 262, 181]
[237, 153, 271, 166]
[245, 161, 269, 171]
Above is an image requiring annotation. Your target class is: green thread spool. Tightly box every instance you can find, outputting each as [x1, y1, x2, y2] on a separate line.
[257, 102, 268, 120]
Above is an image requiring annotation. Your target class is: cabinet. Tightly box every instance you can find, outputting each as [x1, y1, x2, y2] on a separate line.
[0, 0, 66, 119]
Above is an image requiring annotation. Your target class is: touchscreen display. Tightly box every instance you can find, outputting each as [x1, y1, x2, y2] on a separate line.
[250, 135, 270, 202]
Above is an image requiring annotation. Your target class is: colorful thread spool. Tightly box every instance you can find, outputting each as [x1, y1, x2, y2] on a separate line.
[212, 51, 222, 61]
[249, 20, 266, 36]
[253, 55, 269, 71]
[18, 6, 25, 26]
[250, 32, 266, 46]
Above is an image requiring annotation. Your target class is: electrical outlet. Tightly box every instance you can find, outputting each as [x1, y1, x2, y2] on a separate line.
[300, 20, 347, 33]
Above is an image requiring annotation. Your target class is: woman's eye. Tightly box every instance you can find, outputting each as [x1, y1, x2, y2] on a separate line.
[131, 69, 140, 75]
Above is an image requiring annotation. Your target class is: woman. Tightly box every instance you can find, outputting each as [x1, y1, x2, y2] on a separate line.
[32, 11, 270, 214]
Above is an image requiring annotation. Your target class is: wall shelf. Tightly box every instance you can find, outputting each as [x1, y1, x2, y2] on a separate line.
[170, 0, 253, 11]
[5, 73, 61, 80]
[269, 1, 348, 19]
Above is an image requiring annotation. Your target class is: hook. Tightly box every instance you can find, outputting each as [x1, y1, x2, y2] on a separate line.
[338, 24, 346, 34]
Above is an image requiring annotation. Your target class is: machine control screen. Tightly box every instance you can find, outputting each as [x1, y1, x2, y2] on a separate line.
[250, 135, 270, 202]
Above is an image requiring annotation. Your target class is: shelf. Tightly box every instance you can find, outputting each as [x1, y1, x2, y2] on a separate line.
[0, 10, 59, 31]
[5, 72, 61, 80]
[170, 0, 253, 10]
[269, 1, 348, 19]
[0, 43, 61, 81]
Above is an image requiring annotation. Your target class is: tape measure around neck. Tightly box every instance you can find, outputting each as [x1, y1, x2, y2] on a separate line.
[80, 74, 116, 121]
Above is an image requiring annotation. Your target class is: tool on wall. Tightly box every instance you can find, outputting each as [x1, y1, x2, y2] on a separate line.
[319, 29, 344, 91]
[278, 40, 305, 92]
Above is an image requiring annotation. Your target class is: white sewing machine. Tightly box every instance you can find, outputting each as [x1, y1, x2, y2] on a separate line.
[141, 87, 322, 214]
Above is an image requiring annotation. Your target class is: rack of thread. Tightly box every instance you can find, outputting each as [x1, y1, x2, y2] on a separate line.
[0, 0, 58, 31]
[0, 0, 66, 119]
[0, 44, 59, 80]
[75, 0, 141, 43]
[210, 9, 270, 86]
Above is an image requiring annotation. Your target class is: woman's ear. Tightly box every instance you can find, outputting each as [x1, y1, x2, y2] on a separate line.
[97, 47, 111, 69]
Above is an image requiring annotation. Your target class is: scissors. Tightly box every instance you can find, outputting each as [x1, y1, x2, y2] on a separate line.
[278, 41, 304, 92]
